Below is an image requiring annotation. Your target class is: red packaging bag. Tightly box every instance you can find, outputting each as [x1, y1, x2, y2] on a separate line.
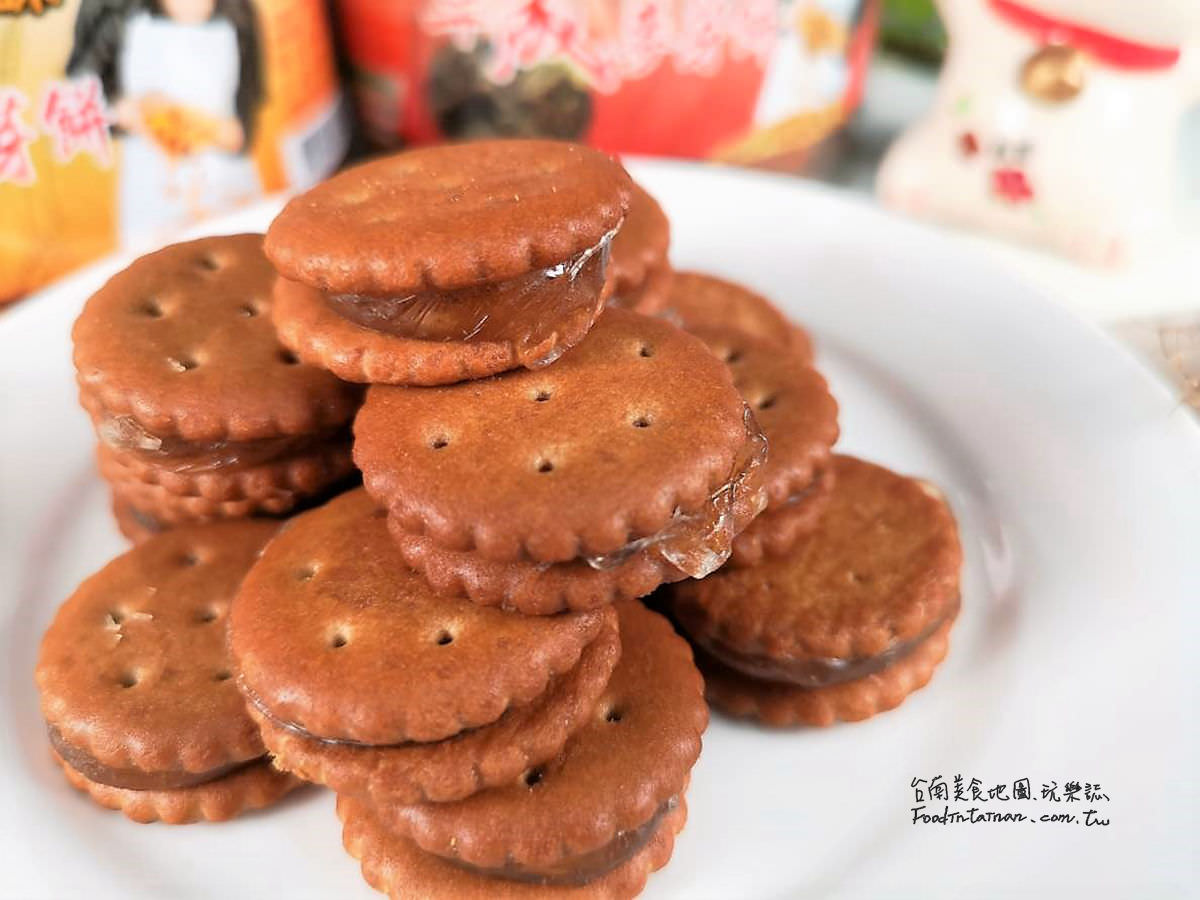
[337, 0, 877, 162]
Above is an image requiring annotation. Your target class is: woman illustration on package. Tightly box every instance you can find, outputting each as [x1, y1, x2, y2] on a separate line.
[67, 0, 263, 246]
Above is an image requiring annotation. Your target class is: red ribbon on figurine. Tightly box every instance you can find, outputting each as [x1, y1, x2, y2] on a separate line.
[989, 0, 1181, 71]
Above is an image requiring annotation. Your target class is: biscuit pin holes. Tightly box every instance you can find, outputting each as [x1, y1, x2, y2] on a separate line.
[72, 234, 360, 537]
[228, 491, 620, 805]
[686, 325, 840, 568]
[338, 602, 706, 894]
[356, 310, 770, 614]
[666, 271, 815, 361]
[50, 138, 968, 895]
[35, 522, 297, 824]
[265, 140, 634, 385]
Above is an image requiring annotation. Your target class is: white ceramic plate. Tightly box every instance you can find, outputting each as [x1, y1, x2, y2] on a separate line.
[2, 160, 1197, 899]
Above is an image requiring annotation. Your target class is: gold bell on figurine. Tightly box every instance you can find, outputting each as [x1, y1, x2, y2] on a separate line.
[1020, 44, 1087, 103]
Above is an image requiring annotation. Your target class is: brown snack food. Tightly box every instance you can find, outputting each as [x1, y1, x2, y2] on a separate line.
[230, 489, 614, 746]
[355, 307, 766, 568]
[265, 141, 632, 384]
[271, 272, 612, 385]
[696, 616, 955, 727]
[249, 613, 618, 806]
[108, 478, 298, 524]
[666, 271, 814, 361]
[96, 439, 355, 505]
[385, 380, 766, 612]
[266, 140, 630, 294]
[619, 263, 674, 316]
[692, 325, 838, 510]
[728, 460, 836, 568]
[670, 456, 962, 725]
[385, 473, 763, 615]
[389, 523, 686, 616]
[73, 234, 361, 522]
[376, 602, 706, 885]
[53, 751, 297, 825]
[672, 456, 961, 659]
[338, 793, 686, 900]
[35, 521, 298, 822]
[608, 182, 672, 315]
[72, 234, 360, 443]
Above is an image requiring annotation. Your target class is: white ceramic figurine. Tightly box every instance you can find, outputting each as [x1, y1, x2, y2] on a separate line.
[878, 0, 1200, 266]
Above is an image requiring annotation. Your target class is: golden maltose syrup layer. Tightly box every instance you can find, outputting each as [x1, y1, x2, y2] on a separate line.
[585, 406, 768, 580]
[326, 231, 615, 369]
[97, 409, 349, 475]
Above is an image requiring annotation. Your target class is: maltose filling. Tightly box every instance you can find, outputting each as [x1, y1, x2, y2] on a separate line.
[445, 796, 678, 886]
[324, 230, 616, 369]
[97, 410, 350, 474]
[696, 598, 960, 689]
[586, 406, 768, 579]
[241, 680, 396, 749]
[239, 658, 566, 750]
[48, 725, 263, 790]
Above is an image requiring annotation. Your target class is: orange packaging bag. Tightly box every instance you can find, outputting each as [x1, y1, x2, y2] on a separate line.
[336, 0, 877, 164]
[0, 0, 349, 304]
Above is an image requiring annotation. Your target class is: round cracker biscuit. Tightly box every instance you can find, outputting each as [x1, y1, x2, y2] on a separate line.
[389, 520, 686, 615]
[251, 610, 619, 806]
[230, 490, 613, 745]
[609, 182, 670, 308]
[265, 140, 632, 294]
[355, 308, 755, 564]
[337, 792, 686, 900]
[671, 456, 962, 661]
[692, 325, 838, 509]
[36, 521, 280, 776]
[617, 260, 673, 315]
[72, 234, 360, 443]
[108, 477, 299, 523]
[728, 461, 836, 568]
[697, 616, 956, 727]
[667, 271, 813, 360]
[380, 602, 706, 875]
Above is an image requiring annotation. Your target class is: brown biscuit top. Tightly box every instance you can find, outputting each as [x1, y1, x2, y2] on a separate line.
[379, 601, 707, 871]
[35, 520, 280, 774]
[672, 456, 962, 660]
[72, 234, 361, 443]
[265, 140, 633, 295]
[668, 271, 809, 357]
[610, 182, 670, 294]
[692, 326, 838, 508]
[229, 490, 611, 745]
[354, 308, 752, 563]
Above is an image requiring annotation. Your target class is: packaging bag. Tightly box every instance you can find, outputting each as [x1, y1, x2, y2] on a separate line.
[336, 0, 876, 164]
[0, 0, 349, 304]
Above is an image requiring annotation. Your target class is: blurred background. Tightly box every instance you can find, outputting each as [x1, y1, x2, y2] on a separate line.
[2, 0, 1197, 401]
